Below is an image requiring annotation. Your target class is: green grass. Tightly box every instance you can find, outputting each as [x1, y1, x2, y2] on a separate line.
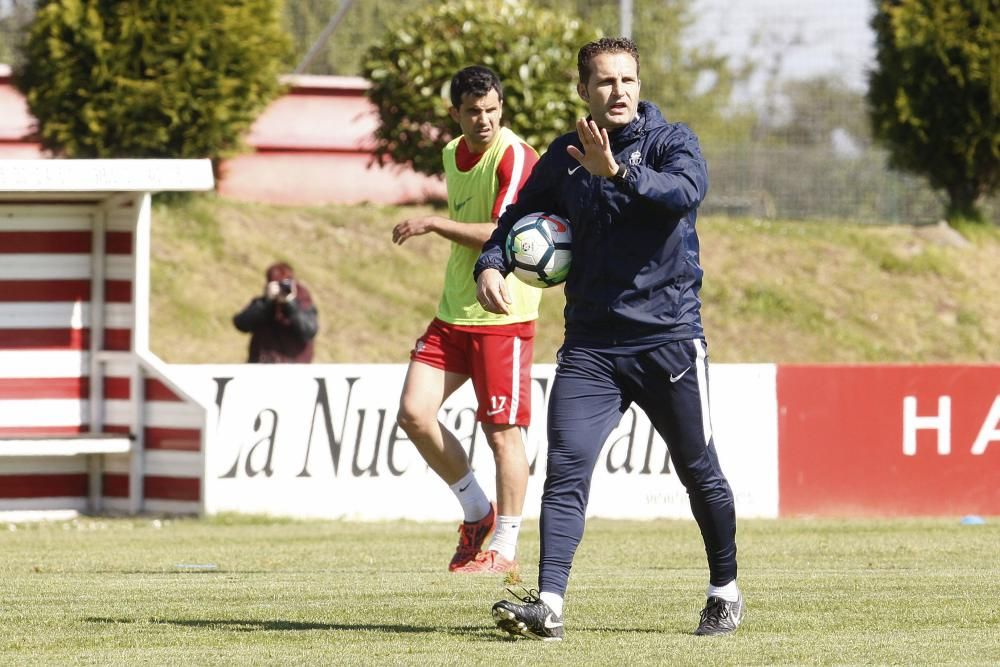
[149, 195, 1000, 365]
[2, 515, 998, 665]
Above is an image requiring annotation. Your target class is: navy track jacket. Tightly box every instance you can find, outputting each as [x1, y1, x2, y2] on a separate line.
[475, 101, 709, 349]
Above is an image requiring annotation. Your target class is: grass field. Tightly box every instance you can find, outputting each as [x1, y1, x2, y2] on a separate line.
[2, 515, 998, 665]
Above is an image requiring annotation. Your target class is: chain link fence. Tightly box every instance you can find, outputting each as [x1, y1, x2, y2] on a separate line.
[700, 145, 951, 223]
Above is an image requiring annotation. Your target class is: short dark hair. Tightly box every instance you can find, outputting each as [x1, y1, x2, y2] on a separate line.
[266, 262, 294, 282]
[449, 65, 503, 108]
[577, 37, 640, 85]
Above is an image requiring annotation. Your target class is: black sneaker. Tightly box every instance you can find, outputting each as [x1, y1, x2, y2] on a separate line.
[694, 594, 744, 636]
[492, 588, 564, 641]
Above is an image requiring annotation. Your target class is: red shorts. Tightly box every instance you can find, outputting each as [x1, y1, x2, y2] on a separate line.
[410, 318, 535, 426]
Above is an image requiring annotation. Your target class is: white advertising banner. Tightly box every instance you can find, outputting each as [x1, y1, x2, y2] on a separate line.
[169, 363, 778, 521]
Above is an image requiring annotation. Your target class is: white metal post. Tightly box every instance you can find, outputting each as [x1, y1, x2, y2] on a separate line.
[127, 192, 152, 514]
[620, 0, 633, 38]
[87, 205, 106, 512]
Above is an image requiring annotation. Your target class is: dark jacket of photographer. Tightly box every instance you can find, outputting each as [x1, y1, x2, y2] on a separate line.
[233, 282, 319, 363]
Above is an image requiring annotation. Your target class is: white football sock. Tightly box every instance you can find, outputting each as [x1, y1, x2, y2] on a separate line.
[539, 591, 564, 617]
[448, 471, 491, 522]
[486, 515, 521, 560]
[706, 580, 740, 603]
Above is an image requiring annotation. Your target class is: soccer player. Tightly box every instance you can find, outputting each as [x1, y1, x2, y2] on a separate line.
[475, 38, 743, 638]
[392, 66, 540, 574]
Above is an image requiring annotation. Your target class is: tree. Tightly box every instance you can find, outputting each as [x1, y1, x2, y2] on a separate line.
[286, 0, 744, 138]
[14, 0, 292, 173]
[868, 0, 999, 223]
[362, 0, 598, 177]
[540, 0, 750, 142]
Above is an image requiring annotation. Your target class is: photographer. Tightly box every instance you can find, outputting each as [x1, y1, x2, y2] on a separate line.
[233, 262, 318, 363]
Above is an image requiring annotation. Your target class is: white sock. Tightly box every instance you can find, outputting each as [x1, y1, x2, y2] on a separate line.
[486, 515, 521, 560]
[707, 580, 740, 603]
[449, 471, 491, 522]
[539, 591, 564, 617]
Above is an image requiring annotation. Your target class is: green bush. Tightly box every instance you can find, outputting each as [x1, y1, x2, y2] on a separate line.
[14, 0, 292, 170]
[867, 0, 999, 224]
[362, 0, 599, 176]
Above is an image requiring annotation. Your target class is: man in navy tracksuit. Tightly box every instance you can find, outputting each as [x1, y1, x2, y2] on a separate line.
[475, 37, 742, 640]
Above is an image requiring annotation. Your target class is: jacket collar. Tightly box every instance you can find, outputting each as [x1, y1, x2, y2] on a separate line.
[602, 100, 665, 146]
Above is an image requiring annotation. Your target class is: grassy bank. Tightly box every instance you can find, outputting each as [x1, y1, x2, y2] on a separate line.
[149, 195, 1000, 364]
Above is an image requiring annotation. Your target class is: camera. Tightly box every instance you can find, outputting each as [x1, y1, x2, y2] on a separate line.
[279, 278, 294, 296]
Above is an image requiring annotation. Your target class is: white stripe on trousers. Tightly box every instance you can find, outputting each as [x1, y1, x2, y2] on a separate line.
[693, 339, 713, 446]
[508, 337, 521, 425]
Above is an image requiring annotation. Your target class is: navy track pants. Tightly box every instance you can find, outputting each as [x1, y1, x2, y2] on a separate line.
[538, 339, 738, 596]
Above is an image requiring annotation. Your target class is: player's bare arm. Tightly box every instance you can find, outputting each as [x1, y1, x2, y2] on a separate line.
[476, 268, 511, 315]
[392, 215, 496, 249]
[566, 118, 618, 177]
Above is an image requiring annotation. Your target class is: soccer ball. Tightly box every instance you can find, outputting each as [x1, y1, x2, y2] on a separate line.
[505, 212, 572, 288]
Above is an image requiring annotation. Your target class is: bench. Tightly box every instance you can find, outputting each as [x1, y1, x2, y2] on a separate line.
[0, 434, 134, 513]
[0, 435, 132, 457]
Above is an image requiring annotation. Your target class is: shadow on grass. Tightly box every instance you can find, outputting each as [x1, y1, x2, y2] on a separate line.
[84, 616, 691, 640]
[84, 616, 498, 638]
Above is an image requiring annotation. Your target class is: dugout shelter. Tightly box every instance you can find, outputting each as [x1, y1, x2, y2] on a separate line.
[0, 159, 214, 519]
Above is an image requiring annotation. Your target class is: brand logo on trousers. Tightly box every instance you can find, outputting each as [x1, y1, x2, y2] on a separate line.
[670, 366, 691, 383]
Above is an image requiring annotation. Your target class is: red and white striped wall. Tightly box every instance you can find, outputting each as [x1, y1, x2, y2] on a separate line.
[99, 355, 208, 515]
[0, 159, 214, 517]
